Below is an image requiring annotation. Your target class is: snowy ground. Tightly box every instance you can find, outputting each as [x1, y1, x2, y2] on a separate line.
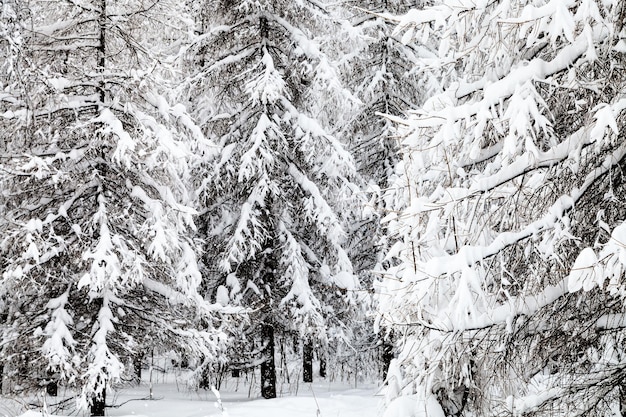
[1, 377, 383, 417]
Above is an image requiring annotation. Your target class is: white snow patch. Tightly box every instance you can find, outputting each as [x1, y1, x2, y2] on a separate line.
[568, 247, 601, 292]
[16, 381, 381, 417]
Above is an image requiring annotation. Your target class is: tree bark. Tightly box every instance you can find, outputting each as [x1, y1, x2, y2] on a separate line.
[619, 384, 626, 416]
[133, 353, 142, 384]
[0, 312, 5, 394]
[261, 323, 276, 399]
[319, 352, 326, 378]
[97, 0, 106, 104]
[303, 341, 313, 383]
[381, 338, 394, 380]
[199, 360, 211, 390]
[90, 388, 106, 416]
[46, 376, 58, 397]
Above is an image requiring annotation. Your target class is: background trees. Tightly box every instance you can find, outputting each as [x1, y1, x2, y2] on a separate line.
[0, 0, 223, 413]
[338, 0, 427, 380]
[379, 0, 626, 415]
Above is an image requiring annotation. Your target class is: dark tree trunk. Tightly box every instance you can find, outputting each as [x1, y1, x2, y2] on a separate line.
[97, 0, 106, 104]
[180, 356, 189, 369]
[199, 361, 211, 390]
[231, 368, 240, 377]
[46, 379, 58, 397]
[381, 339, 394, 380]
[90, 388, 106, 416]
[0, 312, 5, 393]
[261, 323, 276, 399]
[303, 341, 313, 383]
[319, 352, 326, 378]
[133, 353, 142, 384]
[18, 355, 28, 385]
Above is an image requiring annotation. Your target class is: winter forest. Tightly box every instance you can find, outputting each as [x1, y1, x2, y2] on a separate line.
[2, 0, 626, 415]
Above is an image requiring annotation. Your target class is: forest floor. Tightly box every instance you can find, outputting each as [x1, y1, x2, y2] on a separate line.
[2, 373, 383, 417]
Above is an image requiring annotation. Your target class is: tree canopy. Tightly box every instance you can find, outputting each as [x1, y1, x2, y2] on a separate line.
[378, 0, 626, 415]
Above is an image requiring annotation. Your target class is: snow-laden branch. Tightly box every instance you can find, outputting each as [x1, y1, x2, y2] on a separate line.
[446, 277, 569, 332]
[79, 292, 124, 410]
[204, 45, 259, 74]
[42, 288, 76, 380]
[267, 12, 324, 61]
[281, 99, 357, 177]
[287, 163, 356, 289]
[409, 35, 592, 127]
[442, 99, 626, 201]
[422, 141, 626, 278]
[278, 220, 325, 331]
[221, 175, 274, 271]
[141, 277, 244, 315]
[596, 314, 626, 330]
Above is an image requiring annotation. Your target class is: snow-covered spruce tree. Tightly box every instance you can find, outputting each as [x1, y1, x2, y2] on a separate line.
[182, 0, 359, 397]
[0, 0, 223, 413]
[336, 0, 429, 380]
[378, 0, 626, 416]
[0, 0, 24, 388]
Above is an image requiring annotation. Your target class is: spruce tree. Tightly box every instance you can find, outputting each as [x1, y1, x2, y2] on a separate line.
[182, 0, 359, 396]
[0, 0, 222, 412]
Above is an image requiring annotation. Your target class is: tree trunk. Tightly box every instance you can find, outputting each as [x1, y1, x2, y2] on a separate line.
[199, 360, 211, 390]
[133, 353, 142, 383]
[319, 352, 326, 378]
[90, 388, 106, 416]
[0, 313, 5, 394]
[381, 338, 394, 380]
[261, 323, 276, 399]
[97, 0, 106, 104]
[303, 341, 313, 383]
[46, 381, 58, 396]
[46, 376, 58, 397]
[231, 368, 240, 377]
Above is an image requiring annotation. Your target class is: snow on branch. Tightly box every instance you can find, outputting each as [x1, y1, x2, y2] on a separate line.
[78, 292, 124, 411]
[287, 163, 356, 290]
[202, 45, 258, 75]
[422, 140, 626, 278]
[278, 220, 324, 330]
[42, 288, 76, 381]
[282, 101, 356, 175]
[78, 194, 125, 293]
[406, 34, 594, 130]
[246, 47, 287, 106]
[94, 109, 136, 168]
[221, 175, 274, 271]
[449, 276, 570, 332]
[238, 113, 279, 182]
[269, 13, 324, 61]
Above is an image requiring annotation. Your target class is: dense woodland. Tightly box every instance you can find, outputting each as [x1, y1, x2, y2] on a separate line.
[2, 0, 626, 416]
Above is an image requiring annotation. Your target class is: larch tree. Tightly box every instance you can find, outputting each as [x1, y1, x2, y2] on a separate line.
[0, 0, 223, 414]
[378, 0, 626, 416]
[181, 0, 360, 397]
